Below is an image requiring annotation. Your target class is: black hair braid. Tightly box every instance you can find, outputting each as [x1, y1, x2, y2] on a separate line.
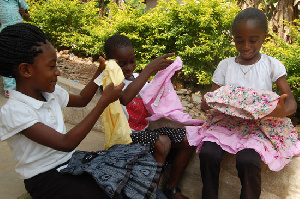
[0, 23, 49, 78]
[231, 8, 268, 34]
[104, 34, 132, 59]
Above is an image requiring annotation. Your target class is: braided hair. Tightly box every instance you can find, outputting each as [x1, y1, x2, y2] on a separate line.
[104, 34, 133, 59]
[0, 23, 49, 78]
[231, 8, 268, 34]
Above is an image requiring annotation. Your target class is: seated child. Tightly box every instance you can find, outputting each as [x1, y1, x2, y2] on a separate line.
[104, 34, 195, 199]
[0, 23, 165, 199]
[194, 8, 299, 199]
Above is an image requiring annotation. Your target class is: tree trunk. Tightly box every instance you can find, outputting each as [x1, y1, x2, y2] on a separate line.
[274, 0, 294, 42]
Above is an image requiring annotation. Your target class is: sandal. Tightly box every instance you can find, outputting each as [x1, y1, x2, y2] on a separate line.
[163, 187, 189, 199]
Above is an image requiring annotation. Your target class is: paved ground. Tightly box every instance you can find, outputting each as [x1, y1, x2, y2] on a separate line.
[0, 90, 106, 199]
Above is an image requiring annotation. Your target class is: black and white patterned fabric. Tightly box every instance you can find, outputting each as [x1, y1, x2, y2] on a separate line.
[61, 143, 163, 199]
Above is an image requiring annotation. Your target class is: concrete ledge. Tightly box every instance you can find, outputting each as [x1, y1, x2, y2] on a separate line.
[173, 152, 300, 199]
[58, 76, 103, 132]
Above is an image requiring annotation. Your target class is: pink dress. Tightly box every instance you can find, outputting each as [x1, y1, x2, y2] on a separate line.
[140, 56, 203, 126]
[187, 85, 300, 171]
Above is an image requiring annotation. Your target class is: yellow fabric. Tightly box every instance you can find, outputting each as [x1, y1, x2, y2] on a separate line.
[100, 60, 132, 150]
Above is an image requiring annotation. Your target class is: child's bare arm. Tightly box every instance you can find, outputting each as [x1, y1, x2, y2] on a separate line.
[67, 57, 106, 107]
[267, 75, 297, 117]
[21, 83, 124, 152]
[120, 53, 175, 105]
[19, 8, 30, 21]
[200, 83, 221, 111]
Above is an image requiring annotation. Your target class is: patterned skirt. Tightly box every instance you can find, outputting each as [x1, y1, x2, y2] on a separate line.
[187, 85, 300, 171]
[61, 143, 163, 199]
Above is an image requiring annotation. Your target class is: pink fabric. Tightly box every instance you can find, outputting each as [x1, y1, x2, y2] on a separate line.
[140, 57, 203, 126]
[187, 85, 300, 171]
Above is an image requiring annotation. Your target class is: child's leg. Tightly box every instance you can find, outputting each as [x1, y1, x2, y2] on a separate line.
[24, 168, 109, 199]
[236, 148, 261, 199]
[199, 141, 224, 199]
[165, 136, 194, 199]
[152, 135, 172, 163]
[168, 136, 194, 187]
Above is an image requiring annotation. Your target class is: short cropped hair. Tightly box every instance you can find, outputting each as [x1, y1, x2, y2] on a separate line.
[231, 8, 268, 34]
[104, 34, 133, 59]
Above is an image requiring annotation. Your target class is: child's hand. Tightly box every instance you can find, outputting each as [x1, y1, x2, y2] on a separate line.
[98, 56, 106, 71]
[266, 94, 288, 118]
[101, 83, 124, 105]
[145, 53, 175, 73]
[19, 8, 26, 16]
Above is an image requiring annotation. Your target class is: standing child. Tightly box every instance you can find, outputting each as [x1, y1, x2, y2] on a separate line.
[195, 8, 299, 199]
[0, 0, 30, 98]
[104, 35, 195, 199]
[0, 23, 128, 199]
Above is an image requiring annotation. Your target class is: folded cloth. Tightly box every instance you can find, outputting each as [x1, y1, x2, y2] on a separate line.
[61, 144, 163, 199]
[187, 85, 300, 171]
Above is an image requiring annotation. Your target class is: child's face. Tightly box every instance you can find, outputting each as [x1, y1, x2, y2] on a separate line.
[233, 19, 267, 61]
[111, 45, 136, 80]
[30, 41, 60, 93]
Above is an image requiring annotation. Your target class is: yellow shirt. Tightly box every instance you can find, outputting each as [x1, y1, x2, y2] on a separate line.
[100, 60, 132, 150]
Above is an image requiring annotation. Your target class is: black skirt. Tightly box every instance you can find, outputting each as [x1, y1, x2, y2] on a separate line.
[130, 127, 186, 154]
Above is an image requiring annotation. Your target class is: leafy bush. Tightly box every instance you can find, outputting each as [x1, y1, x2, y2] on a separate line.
[104, 0, 240, 85]
[28, 0, 239, 83]
[262, 20, 300, 102]
[28, 0, 103, 55]
[27, 0, 299, 102]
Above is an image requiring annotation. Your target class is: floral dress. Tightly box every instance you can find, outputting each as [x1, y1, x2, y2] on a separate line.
[187, 85, 300, 171]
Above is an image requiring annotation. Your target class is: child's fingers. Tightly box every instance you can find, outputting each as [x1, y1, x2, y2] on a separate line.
[98, 56, 106, 70]
[162, 53, 175, 59]
[278, 94, 287, 106]
[115, 83, 125, 90]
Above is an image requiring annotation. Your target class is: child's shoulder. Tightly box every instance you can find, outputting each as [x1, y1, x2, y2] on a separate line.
[261, 54, 285, 66]
[217, 57, 236, 68]
[219, 57, 236, 65]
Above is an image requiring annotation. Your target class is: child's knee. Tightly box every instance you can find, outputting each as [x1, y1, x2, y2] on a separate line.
[154, 135, 171, 157]
[236, 149, 261, 169]
[199, 142, 223, 164]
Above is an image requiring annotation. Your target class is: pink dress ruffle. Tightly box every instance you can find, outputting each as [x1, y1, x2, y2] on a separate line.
[187, 85, 300, 171]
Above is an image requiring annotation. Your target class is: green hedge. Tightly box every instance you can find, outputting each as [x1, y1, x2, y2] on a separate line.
[262, 20, 300, 102]
[28, 0, 299, 102]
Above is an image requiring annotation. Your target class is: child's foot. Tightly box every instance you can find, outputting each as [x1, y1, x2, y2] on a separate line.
[4, 90, 9, 98]
[163, 187, 189, 199]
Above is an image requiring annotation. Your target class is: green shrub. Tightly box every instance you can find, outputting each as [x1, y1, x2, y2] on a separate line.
[262, 20, 300, 102]
[100, 0, 240, 85]
[29, 0, 103, 55]
[27, 0, 299, 102]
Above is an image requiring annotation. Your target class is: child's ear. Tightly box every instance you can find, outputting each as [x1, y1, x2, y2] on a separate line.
[18, 63, 32, 78]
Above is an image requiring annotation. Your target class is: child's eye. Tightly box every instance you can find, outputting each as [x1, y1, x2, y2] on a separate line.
[130, 59, 136, 64]
[235, 40, 243, 44]
[250, 40, 257, 44]
[118, 62, 126, 67]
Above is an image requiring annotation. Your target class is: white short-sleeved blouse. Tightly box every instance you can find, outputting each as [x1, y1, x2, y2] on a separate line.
[212, 54, 287, 91]
[0, 85, 73, 179]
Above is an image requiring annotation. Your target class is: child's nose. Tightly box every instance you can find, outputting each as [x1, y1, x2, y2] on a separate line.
[55, 68, 61, 76]
[243, 41, 251, 50]
[123, 63, 134, 70]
